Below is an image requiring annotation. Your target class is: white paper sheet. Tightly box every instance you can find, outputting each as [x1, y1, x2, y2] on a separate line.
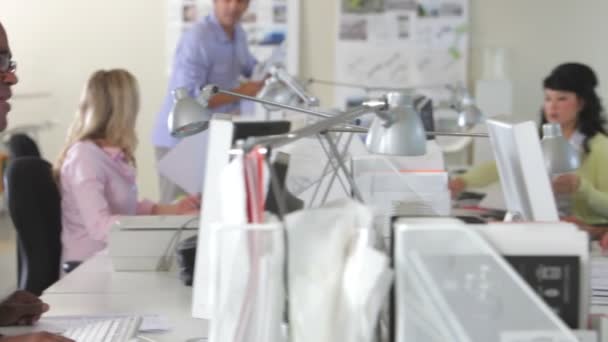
[157, 131, 208, 194]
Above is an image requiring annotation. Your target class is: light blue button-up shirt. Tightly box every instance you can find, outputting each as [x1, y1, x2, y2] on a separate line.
[153, 13, 257, 148]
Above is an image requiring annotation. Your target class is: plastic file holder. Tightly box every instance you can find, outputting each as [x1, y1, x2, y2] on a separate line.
[208, 222, 285, 342]
[393, 218, 578, 342]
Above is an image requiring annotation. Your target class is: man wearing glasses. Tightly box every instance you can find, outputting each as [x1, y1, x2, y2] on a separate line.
[0, 22, 73, 342]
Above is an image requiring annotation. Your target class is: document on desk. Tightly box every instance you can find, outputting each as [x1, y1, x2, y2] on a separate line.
[591, 258, 608, 305]
[158, 131, 208, 194]
[32, 314, 171, 333]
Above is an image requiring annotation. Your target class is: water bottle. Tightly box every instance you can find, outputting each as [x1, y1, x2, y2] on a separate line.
[540, 123, 580, 216]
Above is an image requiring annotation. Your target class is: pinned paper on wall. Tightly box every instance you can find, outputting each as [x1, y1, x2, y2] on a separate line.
[334, 0, 469, 108]
[167, 0, 300, 75]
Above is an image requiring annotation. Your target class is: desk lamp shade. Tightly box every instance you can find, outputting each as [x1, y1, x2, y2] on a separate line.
[541, 123, 580, 174]
[457, 92, 485, 130]
[258, 77, 302, 112]
[169, 88, 212, 138]
[366, 92, 427, 156]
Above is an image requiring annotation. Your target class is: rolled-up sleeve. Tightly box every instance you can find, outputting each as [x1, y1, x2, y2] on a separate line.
[173, 29, 211, 98]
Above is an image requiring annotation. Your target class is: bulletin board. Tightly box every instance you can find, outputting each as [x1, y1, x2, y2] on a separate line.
[334, 0, 469, 107]
[166, 0, 300, 76]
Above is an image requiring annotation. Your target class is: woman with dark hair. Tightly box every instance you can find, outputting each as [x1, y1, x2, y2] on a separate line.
[449, 62, 608, 224]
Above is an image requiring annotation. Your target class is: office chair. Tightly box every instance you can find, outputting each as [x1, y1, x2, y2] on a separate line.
[4, 133, 42, 280]
[5, 156, 62, 295]
[6, 133, 41, 158]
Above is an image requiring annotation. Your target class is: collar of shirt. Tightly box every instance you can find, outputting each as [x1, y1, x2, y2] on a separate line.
[207, 12, 241, 44]
[102, 146, 126, 162]
[569, 130, 585, 153]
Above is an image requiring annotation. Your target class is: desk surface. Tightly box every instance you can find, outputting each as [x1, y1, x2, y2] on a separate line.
[0, 251, 208, 341]
[4, 241, 608, 340]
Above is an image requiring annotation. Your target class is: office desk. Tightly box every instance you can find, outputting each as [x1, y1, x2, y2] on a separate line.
[0, 252, 208, 341]
[45, 255, 182, 295]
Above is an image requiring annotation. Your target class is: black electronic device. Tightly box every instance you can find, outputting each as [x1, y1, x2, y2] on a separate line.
[232, 120, 291, 143]
[265, 152, 304, 217]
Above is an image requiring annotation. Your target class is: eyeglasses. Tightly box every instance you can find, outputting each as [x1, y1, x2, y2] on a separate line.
[0, 53, 16, 74]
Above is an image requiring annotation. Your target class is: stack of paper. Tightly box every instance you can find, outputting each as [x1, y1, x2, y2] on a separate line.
[353, 154, 450, 238]
[591, 257, 608, 306]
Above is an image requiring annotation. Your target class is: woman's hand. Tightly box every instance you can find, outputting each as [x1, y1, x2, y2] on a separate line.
[174, 194, 201, 214]
[153, 194, 201, 215]
[552, 173, 580, 194]
[561, 216, 608, 239]
[448, 178, 466, 199]
[601, 233, 608, 250]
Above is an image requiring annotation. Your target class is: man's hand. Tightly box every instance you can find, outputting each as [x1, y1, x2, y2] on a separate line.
[207, 80, 266, 109]
[0, 332, 74, 341]
[0, 291, 49, 326]
[236, 81, 265, 97]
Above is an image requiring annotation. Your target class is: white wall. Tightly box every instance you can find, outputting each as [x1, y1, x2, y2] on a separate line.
[470, 0, 608, 122]
[2, 0, 608, 200]
[299, 1, 337, 107]
[1, 0, 167, 200]
[300, 0, 608, 123]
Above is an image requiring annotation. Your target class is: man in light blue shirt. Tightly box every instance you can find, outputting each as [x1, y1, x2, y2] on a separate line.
[153, 0, 264, 203]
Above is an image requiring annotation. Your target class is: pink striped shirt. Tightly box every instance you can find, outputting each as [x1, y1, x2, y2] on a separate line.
[59, 141, 155, 263]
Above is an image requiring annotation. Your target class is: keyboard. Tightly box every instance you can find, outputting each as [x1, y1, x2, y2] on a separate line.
[62, 316, 141, 342]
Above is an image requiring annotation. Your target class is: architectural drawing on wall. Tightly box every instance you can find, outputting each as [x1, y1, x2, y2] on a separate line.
[334, 0, 468, 107]
[342, 0, 385, 14]
[339, 46, 412, 90]
[397, 15, 410, 39]
[415, 20, 468, 61]
[385, 0, 417, 11]
[448, 23, 467, 59]
[340, 17, 369, 41]
[417, 0, 464, 17]
[167, 0, 299, 75]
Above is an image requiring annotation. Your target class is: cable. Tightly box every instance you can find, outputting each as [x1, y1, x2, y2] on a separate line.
[265, 149, 291, 326]
[136, 335, 158, 342]
[156, 216, 200, 272]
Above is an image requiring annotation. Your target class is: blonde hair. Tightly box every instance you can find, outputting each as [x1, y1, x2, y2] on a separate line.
[55, 69, 140, 178]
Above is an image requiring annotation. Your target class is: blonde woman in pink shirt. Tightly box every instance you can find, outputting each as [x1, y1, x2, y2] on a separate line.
[55, 69, 200, 267]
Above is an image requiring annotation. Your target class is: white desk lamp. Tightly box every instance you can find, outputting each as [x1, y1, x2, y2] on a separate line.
[446, 83, 485, 130]
[168, 85, 433, 204]
[541, 123, 580, 216]
[258, 66, 319, 112]
[169, 84, 487, 202]
[171, 85, 430, 154]
[308, 78, 486, 130]
[541, 123, 580, 174]
[169, 85, 487, 151]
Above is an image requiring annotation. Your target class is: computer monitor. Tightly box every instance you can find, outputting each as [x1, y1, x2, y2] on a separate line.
[486, 119, 559, 221]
